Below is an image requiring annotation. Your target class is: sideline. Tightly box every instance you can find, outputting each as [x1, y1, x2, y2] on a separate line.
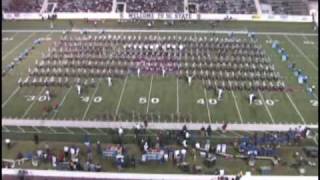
[2, 29, 318, 36]
[2, 118, 318, 131]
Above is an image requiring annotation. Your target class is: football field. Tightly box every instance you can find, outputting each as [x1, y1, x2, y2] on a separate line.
[2, 22, 318, 128]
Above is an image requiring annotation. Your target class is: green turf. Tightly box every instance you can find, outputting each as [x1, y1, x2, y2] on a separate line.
[2, 31, 318, 125]
[2, 20, 317, 33]
[257, 35, 318, 124]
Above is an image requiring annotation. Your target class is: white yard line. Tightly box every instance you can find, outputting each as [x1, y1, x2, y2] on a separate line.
[82, 81, 101, 120]
[80, 128, 91, 135]
[51, 87, 72, 119]
[17, 126, 26, 133]
[231, 90, 244, 123]
[285, 92, 306, 124]
[115, 75, 128, 115]
[284, 35, 318, 71]
[2, 87, 20, 108]
[32, 126, 41, 133]
[2, 32, 35, 61]
[229, 131, 244, 138]
[95, 128, 107, 135]
[64, 127, 74, 134]
[202, 80, 212, 124]
[313, 137, 318, 145]
[258, 91, 275, 124]
[146, 75, 154, 113]
[312, 93, 318, 100]
[3, 32, 53, 109]
[176, 78, 180, 113]
[2, 126, 10, 132]
[265, 35, 309, 124]
[2, 32, 17, 38]
[2, 29, 318, 36]
[312, 132, 318, 145]
[48, 127, 57, 133]
[22, 87, 46, 118]
[3, 118, 318, 131]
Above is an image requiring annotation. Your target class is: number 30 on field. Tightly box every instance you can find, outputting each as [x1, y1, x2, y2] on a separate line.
[25, 95, 48, 102]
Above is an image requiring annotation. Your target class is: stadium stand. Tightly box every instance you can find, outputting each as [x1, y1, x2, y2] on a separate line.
[2, 0, 312, 15]
[54, 0, 113, 13]
[2, 0, 43, 13]
[196, 0, 257, 14]
[260, 0, 309, 15]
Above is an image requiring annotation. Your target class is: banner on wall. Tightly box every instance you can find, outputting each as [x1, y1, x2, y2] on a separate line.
[2, 12, 313, 22]
[127, 13, 192, 20]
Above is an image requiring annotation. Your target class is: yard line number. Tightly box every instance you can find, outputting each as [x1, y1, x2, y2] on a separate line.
[196, 98, 279, 106]
[310, 100, 318, 107]
[25, 95, 48, 102]
[303, 41, 314, 45]
[81, 96, 102, 103]
[254, 99, 277, 106]
[139, 97, 160, 104]
[197, 98, 218, 105]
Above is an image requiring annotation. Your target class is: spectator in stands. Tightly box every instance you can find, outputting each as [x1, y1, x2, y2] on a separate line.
[58, 150, 65, 162]
[4, 0, 42, 13]
[118, 127, 124, 136]
[200, 126, 206, 136]
[64, 146, 69, 159]
[198, 0, 256, 14]
[206, 125, 212, 136]
[84, 134, 90, 147]
[96, 163, 102, 172]
[83, 161, 90, 171]
[75, 161, 82, 171]
[134, 123, 141, 138]
[87, 150, 93, 162]
[5, 138, 11, 149]
[89, 162, 96, 171]
[16, 152, 23, 160]
[182, 125, 187, 132]
[222, 122, 228, 133]
[96, 141, 102, 155]
[34, 134, 39, 145]
[130, 156, 136, 168]
[54, 0, 113, 13]
[144, 120, 148, 128]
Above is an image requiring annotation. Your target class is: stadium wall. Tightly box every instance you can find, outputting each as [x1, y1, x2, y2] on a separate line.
[2, 12, 313, 23]
[2, 169, 318, 180]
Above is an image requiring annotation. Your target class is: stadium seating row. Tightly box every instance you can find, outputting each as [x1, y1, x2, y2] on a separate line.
[2, 0, 310, 15]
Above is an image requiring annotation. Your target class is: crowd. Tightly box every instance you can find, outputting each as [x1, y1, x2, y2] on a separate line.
[3, 0, 259, 14]
[260, 0, 309, 15]
[54, 0, 113, 12]
[3, 0, 312, 15]
[238, 126, 311, 158]
[192, 0, 256, 14]
[4, 125, 314, 177]
[3, 0, 42, 13]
